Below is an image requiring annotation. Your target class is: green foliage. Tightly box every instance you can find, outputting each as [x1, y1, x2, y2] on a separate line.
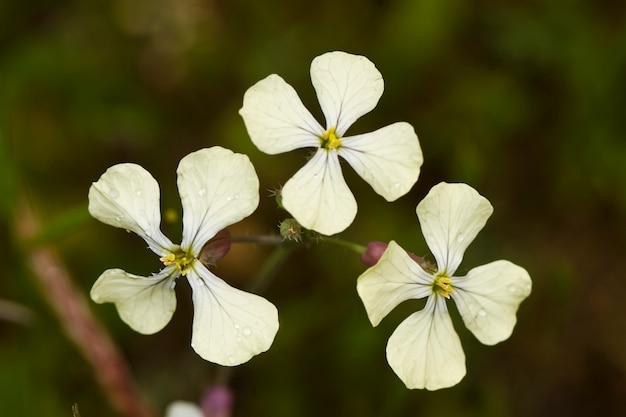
[1, 0, 625, 416]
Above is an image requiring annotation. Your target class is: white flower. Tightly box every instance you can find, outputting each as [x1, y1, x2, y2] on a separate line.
[165, 402, 204, 417]
[239, 51, 423, 235]
[88, 146, 279, 366]
[356, 182, 532, 390]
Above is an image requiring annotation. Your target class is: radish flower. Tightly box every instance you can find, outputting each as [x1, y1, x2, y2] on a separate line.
[357, 182, 531, 390]
[240, 51, 423, 235]
[88, 147, 278, 366]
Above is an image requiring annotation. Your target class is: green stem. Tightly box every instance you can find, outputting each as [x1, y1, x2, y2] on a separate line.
[27, 203, 92, 246]
[248, 244, 296, 294]
[231, 234, 284, 246]
[321, 236, 367, 255]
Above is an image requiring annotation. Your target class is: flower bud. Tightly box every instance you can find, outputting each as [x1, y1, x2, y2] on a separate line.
[199, 228, 232, 267]
[279, 218, 303, 242]
[201, 385, 233, 417]
[361, 241, 389, 267]
[271, 187, 284, 209]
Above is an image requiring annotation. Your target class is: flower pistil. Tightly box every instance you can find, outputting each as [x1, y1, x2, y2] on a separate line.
[321, 126, 341, 150]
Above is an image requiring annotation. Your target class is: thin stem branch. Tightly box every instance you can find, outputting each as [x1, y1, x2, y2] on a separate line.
[230, 234, 284, 246]
[321, 236, 367, 255]
[15, 198, 157, 417]
[248, 244, 296, 294]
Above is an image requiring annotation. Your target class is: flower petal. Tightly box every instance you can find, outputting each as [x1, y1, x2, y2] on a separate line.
[239, 74, 323, 154]
[187, 262, 279, 366]
[90, 266, 178, 334]
[311, 51, 384, 136]
[340, 122, 423, 201]
[387, 295, 466, 390]
[88, 163, 175, 256]
[416, 182, 493, 275]
[164, 402, 204, 417]
[281, 149, 356, 235]
[452, 260, 532, 345]
[356, 241, 433, 326]
[178, 147, 259, 256]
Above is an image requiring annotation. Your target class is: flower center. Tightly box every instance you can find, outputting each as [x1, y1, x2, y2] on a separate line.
[160, 249, 194, 276]
[320, 126, 342, 150]
[433, 274, 454, 299]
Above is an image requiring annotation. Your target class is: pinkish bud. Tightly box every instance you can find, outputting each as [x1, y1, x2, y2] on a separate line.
[200, 385, 233, 417]
[361, 241, 389, 267]
[199, 229, 232, 267]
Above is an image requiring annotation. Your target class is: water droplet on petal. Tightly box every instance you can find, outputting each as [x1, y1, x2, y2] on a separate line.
[234, 194, 240, 200]
[242, 327, 252, 336]
[144, 231, 151, 238]
[228, 356, 236, 364]
[115, 215, 124, 222]
[135, 189, 142, 196]
[456, 233, 465, 242]
[508, 285, 517, 293]
[478, 309, 487, 317]
[313, 173, 318, 178]
[234, 323, 240, 329]
[198, 188, 207, 196]
[236, 337, 242, 342]
[226, 196, 232, 202]
[109, 189, 120, 199]
[393, 182, 401, 188]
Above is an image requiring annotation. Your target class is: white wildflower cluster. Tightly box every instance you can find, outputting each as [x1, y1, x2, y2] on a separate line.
[89, 51, 531, 393]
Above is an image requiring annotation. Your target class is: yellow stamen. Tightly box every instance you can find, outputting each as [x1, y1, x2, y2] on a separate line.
[433, 275, 455, 299]
[160, 253, 176, 265]
[321, 126, 342, 150]
[160, 251, 193, 276]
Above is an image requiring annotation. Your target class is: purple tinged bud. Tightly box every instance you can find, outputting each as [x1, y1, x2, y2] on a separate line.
[361, 241, 388, 267]
[361, 241, 436, 272]
[201, 385, 233, 417]
[199, 229, 232, 267]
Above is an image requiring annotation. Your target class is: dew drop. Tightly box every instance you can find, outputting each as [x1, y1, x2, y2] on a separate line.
[236, 337, 242, 342]
[242, 327, 252, 336]
[109, 189, 120, 199]
[456, 233, 465, 242]
[135, 189, 143, 196]
[313, 173, 318, 178]
[198, 188, 207, 196]
[145, 231, 151, 238]
[226, 196, 232, 202]
[234, 194, 240, 200]
[393, 182, 401, 188]
[234, 323, 240, 330]
[115, 215, 124, 222]
[478, 309, 487, 317]
[508, 285, 517, 293]
[228, 356, 236, 364]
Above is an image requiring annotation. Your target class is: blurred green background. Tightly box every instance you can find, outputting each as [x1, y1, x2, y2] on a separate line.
[1, 0, 625, 416]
